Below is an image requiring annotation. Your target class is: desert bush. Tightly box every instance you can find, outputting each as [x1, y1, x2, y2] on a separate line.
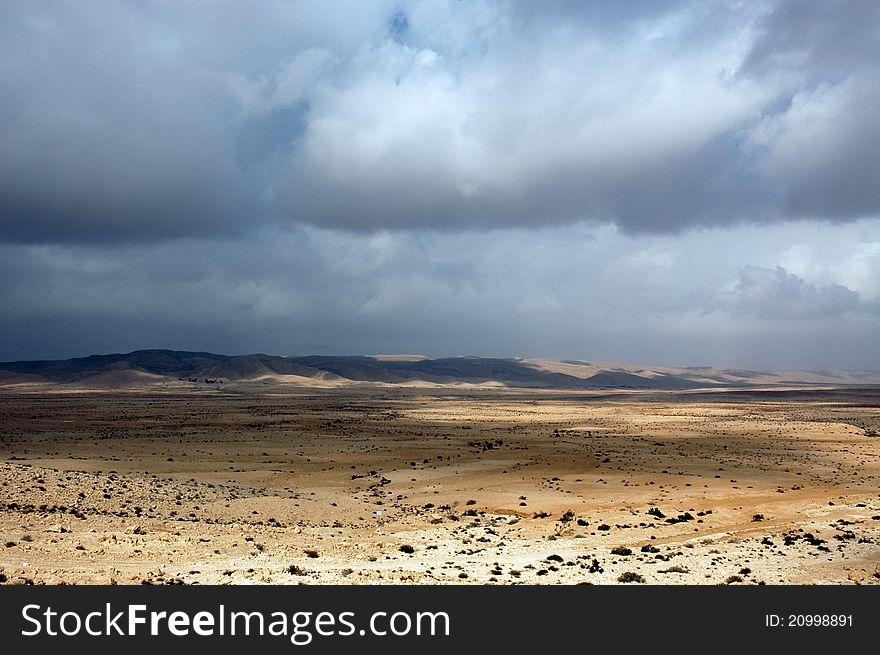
[659, 565, 689, 574]
[617, 571, 645, 583]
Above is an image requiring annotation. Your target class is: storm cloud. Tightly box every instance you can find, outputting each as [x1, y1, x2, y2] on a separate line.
[1, 0, 879, 242]
[2, 220, 879, 369]
[1, 2, 878, 369]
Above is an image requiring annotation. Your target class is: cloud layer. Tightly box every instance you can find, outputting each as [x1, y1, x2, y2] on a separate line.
[2, 220, 878, 369]
[2, 1, 879, 242]
[1, 2, 878, 368]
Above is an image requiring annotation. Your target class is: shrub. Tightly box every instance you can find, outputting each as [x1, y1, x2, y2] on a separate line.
[617, 572, 645, 583]
[304, 549, 319, 558]
[611, 546, 633, 556]
[399, 544, 415, 554]
[286, 565, 307, 575]
[659, 565, 689, 574]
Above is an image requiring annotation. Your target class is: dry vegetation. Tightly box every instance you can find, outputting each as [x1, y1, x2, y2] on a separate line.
[1, 384, 879, 585]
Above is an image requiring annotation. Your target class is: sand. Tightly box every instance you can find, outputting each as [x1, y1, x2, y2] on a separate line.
[1, 384, 879, 585]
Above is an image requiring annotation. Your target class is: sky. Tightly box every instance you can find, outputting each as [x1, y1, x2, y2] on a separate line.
[1, 0, 879, 370]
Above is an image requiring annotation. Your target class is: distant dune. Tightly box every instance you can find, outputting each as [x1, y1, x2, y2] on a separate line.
[1, 349, 879, 390]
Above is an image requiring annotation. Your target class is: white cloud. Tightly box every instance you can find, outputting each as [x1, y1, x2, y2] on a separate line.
[725, 265, 861, 319]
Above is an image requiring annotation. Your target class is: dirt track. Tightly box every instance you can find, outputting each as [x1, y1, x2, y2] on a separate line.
[1, 384, 879, 585]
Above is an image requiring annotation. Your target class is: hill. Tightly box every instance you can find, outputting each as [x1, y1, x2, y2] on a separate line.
[1, 350, 878, 389]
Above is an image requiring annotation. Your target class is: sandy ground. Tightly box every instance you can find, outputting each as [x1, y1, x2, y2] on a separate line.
[1, 383, 879, 585]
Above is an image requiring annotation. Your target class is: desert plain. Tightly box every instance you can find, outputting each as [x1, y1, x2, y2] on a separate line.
[1, 382, 879, 585]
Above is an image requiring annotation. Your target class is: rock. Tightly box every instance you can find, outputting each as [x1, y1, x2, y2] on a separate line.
[847, 569, 867, 583]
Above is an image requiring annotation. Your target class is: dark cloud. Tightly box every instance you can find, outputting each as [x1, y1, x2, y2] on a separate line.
[740, 0, 880, 79]
[1, 1, 878, 244]
[1, 223, 878, 369]
[0, 3, 260, 243]
[1, 2, 879, 370]
[0, 1, 396, 243]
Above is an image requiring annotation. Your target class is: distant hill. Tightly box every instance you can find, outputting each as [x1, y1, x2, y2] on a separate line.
[289, 355, 612, 387]
[1, 349, 878, 389]
[0, 350, 322, 384]
[579, 370, 700, 390]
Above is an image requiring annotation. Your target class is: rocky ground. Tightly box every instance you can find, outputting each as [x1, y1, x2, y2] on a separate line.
[1, 384, 879, 585]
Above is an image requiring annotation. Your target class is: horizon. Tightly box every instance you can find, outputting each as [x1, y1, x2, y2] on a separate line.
[1, 2, 879, 370]
[3, 346, 880, 376]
